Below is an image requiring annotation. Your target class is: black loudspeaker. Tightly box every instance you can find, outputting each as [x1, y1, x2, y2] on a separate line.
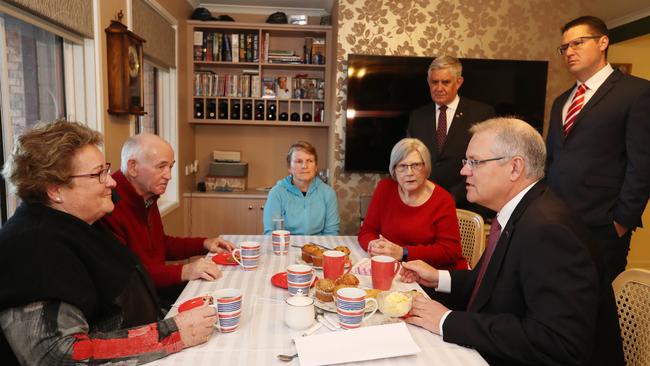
[218, 101, 229, 119]
[243, 102, 253, 120]
[255, 102, 265, 120]
[206, 100, 216, 119]
[231, 102, 241, 119]
[193, 99, 204, 119]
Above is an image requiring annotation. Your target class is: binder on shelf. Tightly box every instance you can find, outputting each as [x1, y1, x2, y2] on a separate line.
[231, 33, 239, 62]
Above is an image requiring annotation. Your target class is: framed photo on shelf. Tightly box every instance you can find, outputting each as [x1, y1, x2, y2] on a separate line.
[262, 77, 277, 98]
[276, 76, 292, 99]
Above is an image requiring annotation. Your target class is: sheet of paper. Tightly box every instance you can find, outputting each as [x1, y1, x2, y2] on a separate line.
[294, 322, 420, 366]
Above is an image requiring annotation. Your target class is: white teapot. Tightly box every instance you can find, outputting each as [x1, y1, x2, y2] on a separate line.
[284, 290, 315, 330]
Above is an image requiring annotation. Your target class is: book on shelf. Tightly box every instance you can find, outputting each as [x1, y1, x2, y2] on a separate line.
[251, 75, 261, 97]
[193, 31, 204, 61]
[262, 77, 277, 98]
[276, 76, 292, 99]
[304, 37, 313, 64]
[263, 33, 270, 63]
[231, 34, 239, 62]
[222, 33, 232, 62]
[253, 34, 259, 62]
[239, 34, 246, 62]
[311, 38, 326, 65]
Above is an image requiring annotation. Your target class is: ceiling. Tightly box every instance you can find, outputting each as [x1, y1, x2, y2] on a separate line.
[187, 0, 650, 27]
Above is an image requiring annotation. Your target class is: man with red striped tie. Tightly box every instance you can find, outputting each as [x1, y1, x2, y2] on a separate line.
[546, 16, 650, 283]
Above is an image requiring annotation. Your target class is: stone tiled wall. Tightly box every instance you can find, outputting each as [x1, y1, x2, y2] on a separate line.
[332, 0, 589, 235]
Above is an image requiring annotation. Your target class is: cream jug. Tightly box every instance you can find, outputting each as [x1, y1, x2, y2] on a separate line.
[284, 292, 315, 330]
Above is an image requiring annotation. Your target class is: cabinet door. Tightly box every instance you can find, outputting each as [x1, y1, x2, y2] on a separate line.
[251, 199, 266, 234]
[186, 197, 266, 236]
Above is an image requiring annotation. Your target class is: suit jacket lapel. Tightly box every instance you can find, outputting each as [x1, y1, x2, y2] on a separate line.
[470, 182, 546, 312]
[441, 98, 468, 156]
[564, 70, 622, 139]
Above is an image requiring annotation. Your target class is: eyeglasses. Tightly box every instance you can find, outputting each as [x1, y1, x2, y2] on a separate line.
[557, 35, 602, 56]
[395, 162, 425, 173]
[461, 157, 505, 170]
[70, 163, 111, 184]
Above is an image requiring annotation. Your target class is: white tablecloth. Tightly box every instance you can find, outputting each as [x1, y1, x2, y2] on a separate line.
[148, 236, 488, 366]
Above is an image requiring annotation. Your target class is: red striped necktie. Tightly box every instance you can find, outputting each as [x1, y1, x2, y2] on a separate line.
[563, 84, 588, 136]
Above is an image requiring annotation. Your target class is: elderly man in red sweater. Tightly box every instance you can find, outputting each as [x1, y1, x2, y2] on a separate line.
[101, 134, 234, 307]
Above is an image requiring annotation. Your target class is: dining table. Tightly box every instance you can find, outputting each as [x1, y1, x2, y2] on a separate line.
[148, 235, 488, 366]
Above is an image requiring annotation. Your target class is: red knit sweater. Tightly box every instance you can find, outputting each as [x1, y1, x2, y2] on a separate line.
[100, 171, 207, 288]
[358, 178, 467, 270]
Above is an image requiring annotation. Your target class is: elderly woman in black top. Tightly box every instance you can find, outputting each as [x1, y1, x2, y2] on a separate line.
[0, 121, 216, 365]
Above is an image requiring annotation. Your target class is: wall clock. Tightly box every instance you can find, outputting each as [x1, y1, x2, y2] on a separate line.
[105, 19, 146, 115]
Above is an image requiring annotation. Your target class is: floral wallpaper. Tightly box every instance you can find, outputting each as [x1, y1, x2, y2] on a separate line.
[332, 0, 589, 234]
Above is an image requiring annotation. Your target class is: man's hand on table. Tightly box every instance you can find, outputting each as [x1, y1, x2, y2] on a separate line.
[182, 257, 222, 281]
[204, 236, 235, 253]
[174, 305, 217, 347]
[405, 296, 449, 335]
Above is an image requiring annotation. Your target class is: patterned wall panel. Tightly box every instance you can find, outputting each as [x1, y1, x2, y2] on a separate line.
[132, 0, 176, 68]
[333, 0, 588, 234]
[5, 0, 93, 37]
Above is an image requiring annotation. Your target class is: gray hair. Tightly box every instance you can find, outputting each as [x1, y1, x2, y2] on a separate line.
[428, 55, 462, 79]
[120, 134, 170, 173]
[469, 117, 546, 180]
[388, 138, 432, 179]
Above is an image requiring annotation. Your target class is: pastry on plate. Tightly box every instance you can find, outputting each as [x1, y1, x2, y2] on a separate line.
[310, 248, 325, 267]
[335, 273, 359, 287]
[315, 278, 336, 302]
[301, 243, 319, 263]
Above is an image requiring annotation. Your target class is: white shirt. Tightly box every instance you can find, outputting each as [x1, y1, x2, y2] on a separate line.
[435, 95, 460, 133]
[561, 63, 614, 122]
[435, 180, 540, 335]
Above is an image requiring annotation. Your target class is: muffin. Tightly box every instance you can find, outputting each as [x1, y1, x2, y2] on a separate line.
[335, 273, 359, 287]
[301, 243, 319, 263]
[315, 278, 336, 302]
[311, 248, 325, 267]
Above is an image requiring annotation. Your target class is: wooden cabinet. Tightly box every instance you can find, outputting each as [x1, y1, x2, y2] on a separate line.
[187, 20, 332, 127]
[184, 192, 267, 236]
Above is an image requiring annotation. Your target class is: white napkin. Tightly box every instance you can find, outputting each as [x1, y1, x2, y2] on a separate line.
[294, 322, 420, 366]
[351, 257, 371, 276]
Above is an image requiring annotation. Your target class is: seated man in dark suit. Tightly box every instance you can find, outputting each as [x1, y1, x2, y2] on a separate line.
[407, 55, 495, 218]
[401, 117, 623, 366]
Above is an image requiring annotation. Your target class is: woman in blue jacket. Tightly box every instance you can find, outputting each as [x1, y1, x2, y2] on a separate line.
[263, 141, 340, 235]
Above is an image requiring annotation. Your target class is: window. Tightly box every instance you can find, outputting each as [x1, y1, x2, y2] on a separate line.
[137, 61, 158, 134]
[0, 13, 96, 223]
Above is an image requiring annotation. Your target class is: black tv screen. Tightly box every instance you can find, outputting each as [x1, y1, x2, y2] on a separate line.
[344, 54, 548, 172]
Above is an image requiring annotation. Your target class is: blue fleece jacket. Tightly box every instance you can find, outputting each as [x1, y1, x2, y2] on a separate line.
[263, 175, 340, 235]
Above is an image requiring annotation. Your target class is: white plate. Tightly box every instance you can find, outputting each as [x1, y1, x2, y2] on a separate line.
[310, 288, 377, 313]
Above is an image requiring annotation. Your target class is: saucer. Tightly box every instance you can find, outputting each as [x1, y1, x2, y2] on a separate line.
[212, 252, 239, 266]
[178, 296, 209, 312]
[271, 272, 318, 289]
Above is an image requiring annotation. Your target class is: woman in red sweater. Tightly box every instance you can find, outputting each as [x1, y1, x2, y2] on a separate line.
[358, 138, 468, 270]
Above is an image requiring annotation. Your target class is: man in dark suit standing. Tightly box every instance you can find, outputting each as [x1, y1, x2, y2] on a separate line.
[407, 55, 495, 214]
[546, 16, 650, 282]
[401, 118, 624, 366]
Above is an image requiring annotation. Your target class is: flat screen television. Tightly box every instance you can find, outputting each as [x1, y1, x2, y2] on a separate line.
[344, 54, 548, 172]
